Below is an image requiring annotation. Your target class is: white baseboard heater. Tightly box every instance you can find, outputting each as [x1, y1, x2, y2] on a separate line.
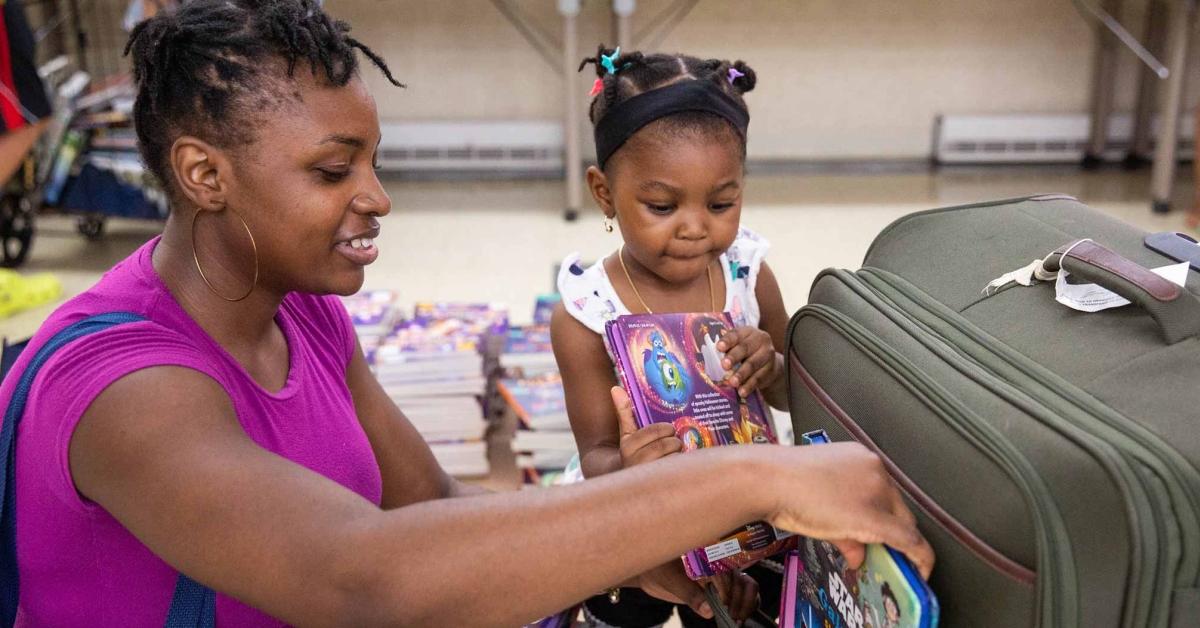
[377, 120, 564, 174]
[934, 113, 1194, 165]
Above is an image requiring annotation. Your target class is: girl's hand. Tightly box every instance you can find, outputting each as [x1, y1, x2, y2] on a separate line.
[618, 413, 684, 468]
[759, 442, 936, 580]
[633, 562, 759, 623]
[717, 327, 782, 399]
[704, 570, 760, 623]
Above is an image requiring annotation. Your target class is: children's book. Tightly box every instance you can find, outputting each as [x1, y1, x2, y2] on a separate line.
[780, 430, 940, 628]
[498, 374, 569, 430]
[781, 541, 939, 628]
[604, 312, 793, 580]
[532, 293, 561, 325]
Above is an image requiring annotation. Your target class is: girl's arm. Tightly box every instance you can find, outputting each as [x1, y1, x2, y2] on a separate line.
[716, 262, 791, 410]
[753, 262, 792, 409]
[70, 366, 932, 626]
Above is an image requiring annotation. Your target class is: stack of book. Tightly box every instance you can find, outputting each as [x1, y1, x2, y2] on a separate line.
[499, 323, 557, 377]
[341, 290, 401, 348]
[384, 302, 506, 477]
[342, 294, 507, 478]
[498, 294, 561, 377]
[498, 372, 576, 487]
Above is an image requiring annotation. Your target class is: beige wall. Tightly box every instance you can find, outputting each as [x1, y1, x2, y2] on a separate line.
[28, 0, 1198, 159]
[332, 0, 1200, 161]
[37, 0, 1199, 159]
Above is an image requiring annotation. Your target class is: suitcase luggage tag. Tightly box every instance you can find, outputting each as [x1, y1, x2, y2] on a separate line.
[983, 238, 1190, 313]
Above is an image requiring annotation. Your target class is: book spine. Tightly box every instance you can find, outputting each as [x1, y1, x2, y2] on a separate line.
[781, 551, 799, 626]
[605, 321, 654, 429]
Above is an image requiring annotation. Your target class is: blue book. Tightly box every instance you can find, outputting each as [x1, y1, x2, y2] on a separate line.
[780, 430, 940, 628]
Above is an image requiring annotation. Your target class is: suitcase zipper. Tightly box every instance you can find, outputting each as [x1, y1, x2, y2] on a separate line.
[790, 305, 1077, 628]
[860, 266, 1200, 576]
[854, 267, 1198, 628]
[792, 351, 1037, 586]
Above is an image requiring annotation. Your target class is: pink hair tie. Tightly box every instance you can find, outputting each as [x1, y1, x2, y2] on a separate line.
[589, 77, 604, 97]
[727, 68, 745, 85]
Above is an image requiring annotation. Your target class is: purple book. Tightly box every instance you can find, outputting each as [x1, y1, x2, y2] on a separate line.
[604, 312, 794, 580]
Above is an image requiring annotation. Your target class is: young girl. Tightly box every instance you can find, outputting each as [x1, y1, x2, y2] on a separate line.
[552, 47, 792, 627]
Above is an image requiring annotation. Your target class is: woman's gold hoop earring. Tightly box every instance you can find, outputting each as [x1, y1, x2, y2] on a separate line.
[604, 216, 614, 233]
[191, 208, 259, 302]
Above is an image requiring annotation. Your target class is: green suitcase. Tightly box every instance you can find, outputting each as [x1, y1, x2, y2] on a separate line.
[786, 195, 1200, 628]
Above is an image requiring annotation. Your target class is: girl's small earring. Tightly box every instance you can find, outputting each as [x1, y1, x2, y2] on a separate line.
[604, 217, 614, 233]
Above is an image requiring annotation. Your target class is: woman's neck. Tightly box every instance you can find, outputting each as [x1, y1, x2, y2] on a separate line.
[154, 221, 285, 349]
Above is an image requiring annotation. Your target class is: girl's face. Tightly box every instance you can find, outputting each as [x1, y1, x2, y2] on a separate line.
[221, 72, 391, 297]
[590, 126, 744, 284]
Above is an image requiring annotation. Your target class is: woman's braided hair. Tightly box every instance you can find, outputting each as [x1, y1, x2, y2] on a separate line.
[124, 0, 402, 193]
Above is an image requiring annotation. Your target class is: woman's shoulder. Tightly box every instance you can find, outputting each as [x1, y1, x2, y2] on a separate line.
[555, 253, 626, 335]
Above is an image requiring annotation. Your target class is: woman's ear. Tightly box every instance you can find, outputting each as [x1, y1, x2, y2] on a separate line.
[169, 136, 228, 210]
[586, 165, 615, 219]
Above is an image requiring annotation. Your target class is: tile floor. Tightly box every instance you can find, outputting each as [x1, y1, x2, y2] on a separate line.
[4, 166, 1194, 341]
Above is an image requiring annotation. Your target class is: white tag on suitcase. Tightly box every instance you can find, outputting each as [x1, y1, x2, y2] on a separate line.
[1055, 262, 1189, 313]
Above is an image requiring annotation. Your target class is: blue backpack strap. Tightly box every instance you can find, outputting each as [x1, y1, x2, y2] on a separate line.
[165, 575, 216, 628]
[0, 313, 215, 628]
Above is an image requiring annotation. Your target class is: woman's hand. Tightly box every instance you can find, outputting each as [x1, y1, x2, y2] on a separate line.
[716, 326, 782, 399]
[759, 442, 936, 580]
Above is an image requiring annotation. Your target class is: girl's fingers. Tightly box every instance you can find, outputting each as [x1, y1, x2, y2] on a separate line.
[715, 328, 740, 354]
[732, 572, 759, 621]
[611, 387, 639, 438]
[734, 347, 775, 394]
[722, 343, 749, 371]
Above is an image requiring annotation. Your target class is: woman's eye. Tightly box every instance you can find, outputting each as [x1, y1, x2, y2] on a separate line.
[711, 202, 735, 211]
[318, 168, 350, 182]
[646, 203, 675, 214]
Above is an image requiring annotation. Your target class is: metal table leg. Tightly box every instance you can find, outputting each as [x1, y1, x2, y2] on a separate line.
[613, 0, 635, 50]
[1084, 0, 1123, 168]
[1150, 0, 1195, 213]
[560, 0, 583, 221]
[1127, 0, 1168, 167]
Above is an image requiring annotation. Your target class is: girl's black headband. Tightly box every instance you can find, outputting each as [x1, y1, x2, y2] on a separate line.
[593, 80, 750, 169]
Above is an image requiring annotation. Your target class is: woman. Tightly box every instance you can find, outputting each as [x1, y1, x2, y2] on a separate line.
[0, 1, 932, 625]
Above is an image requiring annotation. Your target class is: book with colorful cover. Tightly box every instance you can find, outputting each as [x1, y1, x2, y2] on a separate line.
[340, 290, 400, 339]
[780, 429, 939, 628]
[604, 312, 792, 580]
[498, 374, 568, 430]
[413, 301, 509, 336]
[780, 540, 938, 628]
[533, 293, 561, 325]
[504, 324, 553, 355]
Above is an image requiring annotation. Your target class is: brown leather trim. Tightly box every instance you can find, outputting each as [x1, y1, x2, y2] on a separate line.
[791, 351, 1037, 586]
[1066, 240, 1181, 301]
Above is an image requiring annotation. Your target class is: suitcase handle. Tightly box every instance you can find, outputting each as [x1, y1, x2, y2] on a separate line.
[1043, 239, 1200, 344]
